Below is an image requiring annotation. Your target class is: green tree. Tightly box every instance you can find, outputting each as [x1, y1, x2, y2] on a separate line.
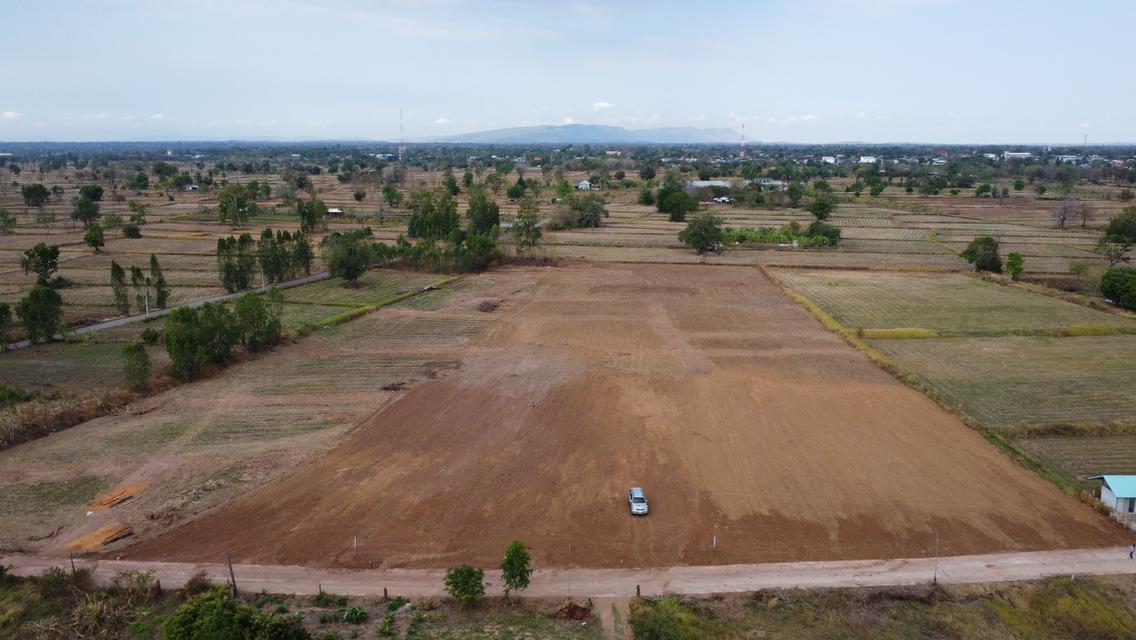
[122, 341, 151, 390]
[1101, 267, 1136, 309]
[637, 188, 655, 206]
[297, 198, 329, 233]
[21, 243, 60, 285]
[72, 195, 101, 227]
[511, 194, 543, 256]
[383, 184, 403, 208]
[216, 234, 258, 292]
[21, 183, 50, 208]
[83, 223, 105, 252]
[79, 184, 104, 202]
[110, 261, 130, 314]
[1013, 179, 1026, 191]
[127, 199, 149, 225]
[234, 288, 283, 351]
[786, 182, 804, 207]
[466, 186, 501, 236]
[321, 231, 373, 284]
[500, 540, 533, 600]
[444, 565, 486, 608]
[217, 183, 257, 228]
[1099, 207, 1136, 265]
[407, 189, 460, 240]
[1119, 189, 1135, 202]
[656, 171, 697, 222]
[0, 207, 15, 234]
[16, 286, 64, 343]
[353, 189, 366, 203]
[131, 265, 151, 312]
[960, 236, 1003, 273]
[1006, 251, 1024, 280]
[678, 212, 723, 254]
[809, 195, 836, 220]
[0, 302, 12, 348]
[567, 193, 607, 228]
[150, 254, 169, 308]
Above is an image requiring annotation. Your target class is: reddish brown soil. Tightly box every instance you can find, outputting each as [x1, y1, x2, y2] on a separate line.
[126, 263, 1125, 568]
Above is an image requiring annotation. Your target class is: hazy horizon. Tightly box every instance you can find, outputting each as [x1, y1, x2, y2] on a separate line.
[1, 0, 1132, 144]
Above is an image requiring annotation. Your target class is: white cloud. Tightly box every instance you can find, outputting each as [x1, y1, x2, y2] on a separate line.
[79, 113, 108, 120]
[592, 101, 614, 110]
[561, 117, 575, 124]
[434, 116, 450, 124]
[0, 111, 21, 120]
[149, 113, 165, 120]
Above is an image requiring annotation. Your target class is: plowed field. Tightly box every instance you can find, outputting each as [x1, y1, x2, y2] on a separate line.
[126, 263, 1124, 568]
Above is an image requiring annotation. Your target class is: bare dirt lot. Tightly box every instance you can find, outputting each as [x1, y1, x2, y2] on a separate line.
[125, 262, 1124, 569]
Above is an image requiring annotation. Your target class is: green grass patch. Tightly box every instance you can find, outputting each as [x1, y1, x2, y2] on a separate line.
[860, 327, 940, 339]
[0, 475, 111, 516]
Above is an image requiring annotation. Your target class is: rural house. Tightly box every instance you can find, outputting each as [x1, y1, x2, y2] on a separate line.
[575, 180, 593, 190]
[1090, 475, 1136, 513]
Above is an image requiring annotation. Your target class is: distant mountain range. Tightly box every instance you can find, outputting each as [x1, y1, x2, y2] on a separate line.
[420, 123, 743, 145]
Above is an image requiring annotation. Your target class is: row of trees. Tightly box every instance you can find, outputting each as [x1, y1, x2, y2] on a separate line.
[110, 255, 169, 315]
[216, 229, 314, 293]
[444, 539, 533, 607]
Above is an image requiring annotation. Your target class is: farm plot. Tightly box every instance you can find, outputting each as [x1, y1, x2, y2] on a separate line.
[0, 270, 534, 556]
[125, 263, 1122, 571]
[874, 335, 1136, 431]
[1018, 435, 1136, 479]
[773, 269, 1136, 335]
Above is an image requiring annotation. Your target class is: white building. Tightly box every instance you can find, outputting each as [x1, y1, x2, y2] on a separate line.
[858, 156, 878, 164]
[1091, 475, 1136, 513]
[575, 180, 593, 191]
[821, 156, 836, 164]
[686, 180, 732, 189]
[755, 177, 786, 190]
[327, 207, 344, 217]
[1002, 151, 1033, 161]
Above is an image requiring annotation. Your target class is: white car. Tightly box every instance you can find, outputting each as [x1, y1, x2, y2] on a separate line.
[628, 487, 649, 516]
[712, 196, 731, 203]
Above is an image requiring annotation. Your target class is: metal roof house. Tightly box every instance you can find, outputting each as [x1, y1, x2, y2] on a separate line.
[1090, 475, 1136, 513]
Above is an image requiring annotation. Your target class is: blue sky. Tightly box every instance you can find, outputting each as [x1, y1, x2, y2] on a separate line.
[0, 0, 1132, 143]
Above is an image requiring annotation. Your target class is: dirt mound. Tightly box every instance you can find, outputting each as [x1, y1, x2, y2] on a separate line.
[126, 263, 1125, 568]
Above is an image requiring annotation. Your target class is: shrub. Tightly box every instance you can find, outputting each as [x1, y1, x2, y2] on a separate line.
[122, 342, 151, 390]
[122, 223, 142, 238]
[140, 327, 160, 344]
[629, 597, 713, 640]
[638, 188, 655, 206]
[314, 591, 348, 607]
[444, 565, 485, 607]
[805, 220, 841, 245]
[343, 605, 368, 624]
[808, 196, 835, 220]
[164, 303, 239, 380]
[163, 587, 311, 640]
[1007, 251, 1024, 280]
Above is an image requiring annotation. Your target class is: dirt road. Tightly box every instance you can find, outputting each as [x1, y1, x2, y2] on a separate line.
[124, 263, 1126, 568]
[6, 547, 1136, 598]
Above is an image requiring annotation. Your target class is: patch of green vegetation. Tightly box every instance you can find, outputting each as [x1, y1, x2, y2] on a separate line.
[629, 577, 1136, 640]
[102, 418, 190, 453]
[0, 475, 111, 516]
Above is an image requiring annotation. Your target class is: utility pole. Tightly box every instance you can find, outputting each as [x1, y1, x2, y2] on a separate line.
[226, 551, 238, 596]
[932, 529, 939, 585]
